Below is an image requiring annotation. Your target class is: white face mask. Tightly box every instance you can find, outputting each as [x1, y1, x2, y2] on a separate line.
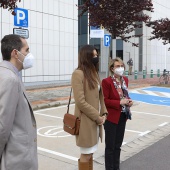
[114, 67, 124, 76]
[17, 51, 34, 70]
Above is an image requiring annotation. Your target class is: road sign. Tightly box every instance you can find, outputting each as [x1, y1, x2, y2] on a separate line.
[104, 34, 111, 46]
[90, 26, 104, 38]
[13, 28, 29, 39]
[14, 8, 28, 27]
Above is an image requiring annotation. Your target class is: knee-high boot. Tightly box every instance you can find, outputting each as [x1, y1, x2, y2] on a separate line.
[78, 159, 90, 170]
[89, 156, 93, 170]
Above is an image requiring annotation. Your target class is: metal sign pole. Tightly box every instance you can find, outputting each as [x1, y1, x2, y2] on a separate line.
[106, 47, 109, 78]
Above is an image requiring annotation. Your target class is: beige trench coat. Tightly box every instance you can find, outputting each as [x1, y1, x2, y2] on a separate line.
[71, 69, 107, 148]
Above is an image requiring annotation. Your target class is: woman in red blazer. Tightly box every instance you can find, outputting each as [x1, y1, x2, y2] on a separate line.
[102, 57, 133, 170]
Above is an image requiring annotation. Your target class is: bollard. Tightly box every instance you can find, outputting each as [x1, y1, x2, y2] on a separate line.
[125, 71, 128, 78]
[143, 70, 146, 79]
[157, 69, 160, 77]
[134, 70, 138, 80]
[150, 69, 153, 78]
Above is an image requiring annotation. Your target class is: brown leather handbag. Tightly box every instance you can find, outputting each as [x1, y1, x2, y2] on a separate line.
[63, 88, 80, 135]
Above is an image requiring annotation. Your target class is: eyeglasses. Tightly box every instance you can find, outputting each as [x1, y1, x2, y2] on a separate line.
[114, 65, 124, 68]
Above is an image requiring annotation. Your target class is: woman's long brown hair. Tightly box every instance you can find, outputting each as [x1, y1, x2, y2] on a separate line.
[77, 45, 99, 90]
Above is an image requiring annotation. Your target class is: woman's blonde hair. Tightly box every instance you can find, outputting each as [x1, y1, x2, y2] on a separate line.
[109, 57, 125, 75]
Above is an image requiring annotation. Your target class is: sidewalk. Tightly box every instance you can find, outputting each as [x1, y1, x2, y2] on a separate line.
[26, 72, 161, 110]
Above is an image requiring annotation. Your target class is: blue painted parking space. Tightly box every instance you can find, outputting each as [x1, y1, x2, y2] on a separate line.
[142, 86, 170, 93]
[129, 86, 170, 106]
[129, 93, 170, 106]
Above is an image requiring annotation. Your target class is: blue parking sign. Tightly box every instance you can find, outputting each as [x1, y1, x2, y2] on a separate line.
[14, 8, 28, 28]
[104, 35, 111, 46]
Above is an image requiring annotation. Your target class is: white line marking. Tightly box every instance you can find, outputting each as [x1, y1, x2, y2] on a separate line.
[130, 90, 141, 94]
[139, 131, 150, 136]
[133, 111, 170, 118]
[122, 142, 127, 145]
[161, 92, 170, 98]
[125, 129, 150, 136]
[125, 129, 142, 134]
[142, 90, 159, 96]
[34, 104, 75, 113]
[130, 92, 170, 99]
[143, 86, 170, 90]
[159, 122, 169, 127]
[38, 147, 78, 161]
[37, 126, 71, 138]
[34, 112, 63, 119]
[132, 100, 170, 107]
[152, 99, 170, 103]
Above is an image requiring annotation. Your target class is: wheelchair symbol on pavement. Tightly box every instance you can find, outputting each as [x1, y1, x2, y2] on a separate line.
[37, 126, 71, 138]
[152, 99, 170, 103]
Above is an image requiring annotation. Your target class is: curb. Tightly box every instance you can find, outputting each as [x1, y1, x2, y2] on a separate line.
[32, 100, 75, 111]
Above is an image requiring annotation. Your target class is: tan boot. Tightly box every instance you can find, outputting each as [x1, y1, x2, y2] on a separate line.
[89, 156, 93, 170]
[78, 159, 90, 170]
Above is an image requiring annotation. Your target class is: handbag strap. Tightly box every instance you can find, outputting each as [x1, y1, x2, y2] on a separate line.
[67, 77, 86, 114]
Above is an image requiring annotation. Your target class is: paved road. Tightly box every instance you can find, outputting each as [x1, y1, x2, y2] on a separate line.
[120, 134, 170, 170]
[24, 73, 169, 170]
[33, 86, 170, 170]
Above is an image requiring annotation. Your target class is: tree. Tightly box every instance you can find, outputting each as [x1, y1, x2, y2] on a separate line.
[78, 0, 154, 46]
[146, 18, 170, 47]
[0, 0, 21, 15]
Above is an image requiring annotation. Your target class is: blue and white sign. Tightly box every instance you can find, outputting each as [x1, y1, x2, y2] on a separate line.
[90, 26, 104, 38]
[14, 8, 28, 28]
[104, 34, 111, 46]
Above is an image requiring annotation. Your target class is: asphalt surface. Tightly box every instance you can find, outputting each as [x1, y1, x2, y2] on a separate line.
[120, 134, 170, 170]
[25, 72, 170, 170]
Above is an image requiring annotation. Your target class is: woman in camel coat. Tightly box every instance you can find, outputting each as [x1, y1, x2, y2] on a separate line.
[71, 45, 107, 170]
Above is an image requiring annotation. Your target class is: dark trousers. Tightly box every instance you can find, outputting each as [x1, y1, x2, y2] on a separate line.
[104, 113, 126, 170]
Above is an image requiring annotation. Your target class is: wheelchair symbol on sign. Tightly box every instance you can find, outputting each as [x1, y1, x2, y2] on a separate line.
[37, 126, 71, 138]
[152, 99, 170, 103]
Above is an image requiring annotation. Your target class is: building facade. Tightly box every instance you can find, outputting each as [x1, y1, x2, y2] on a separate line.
[122, 0, 170, 74]
[79, 0, 170, 74]
[0, 0, 78, 82]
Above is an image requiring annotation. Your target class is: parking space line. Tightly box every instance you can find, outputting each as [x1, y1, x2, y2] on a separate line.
[125, 129, 142, 134]
[159, 122, 168, 127]
[38, 147, 78, 161]
[34, 104, 74, 113]
[125, 129, 150, 136]
[34, 112, 63, 119]
[142, 90, 159, 96]
[130, 90, 141, 94]
[161, 92, 170, 98]
[139, 131, 150, 136]
[133, 111, 170, 118]
[122, 142, 127, 145]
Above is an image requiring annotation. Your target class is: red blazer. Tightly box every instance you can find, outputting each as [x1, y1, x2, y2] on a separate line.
[102, 76, 129, 124]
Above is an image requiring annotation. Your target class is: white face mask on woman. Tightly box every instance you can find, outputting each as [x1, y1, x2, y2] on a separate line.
[114, 67, 124, 76]
[17, 51, 35, 70]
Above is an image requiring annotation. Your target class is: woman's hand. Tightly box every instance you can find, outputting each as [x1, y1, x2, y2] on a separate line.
[128, 99, 133, 107]
[96, 116, 106, 125]
[120, 98, 133, 107]
[120, 98, 130, 105]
